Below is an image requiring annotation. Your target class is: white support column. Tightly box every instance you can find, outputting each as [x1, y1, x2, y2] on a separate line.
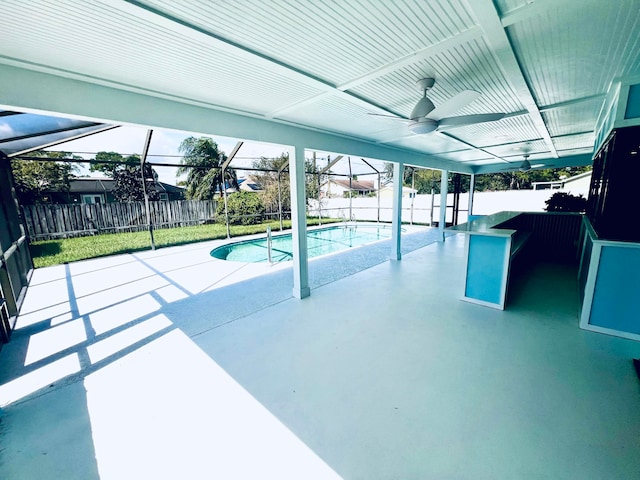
[288, 146, 310, 299]
[390, 161, 403, 261]
[468, 173, 476, 220]
[439, 169, 449, 242]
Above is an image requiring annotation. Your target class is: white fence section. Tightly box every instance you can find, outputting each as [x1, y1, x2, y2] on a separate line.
[309, 188, 581, 225]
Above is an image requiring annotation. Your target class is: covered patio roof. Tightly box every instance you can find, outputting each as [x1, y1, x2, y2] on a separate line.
[1, 1, 638, 173]
[1, 3, 640, 478]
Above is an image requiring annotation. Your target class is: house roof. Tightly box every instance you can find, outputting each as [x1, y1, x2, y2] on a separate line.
[1, 1, 639, 175]
[69, 178, 114, 194]
[64, 177, 183, 194]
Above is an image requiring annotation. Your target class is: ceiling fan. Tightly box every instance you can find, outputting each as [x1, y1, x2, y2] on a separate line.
[500, 153, 554, 172]
[368, 78, 505, 135]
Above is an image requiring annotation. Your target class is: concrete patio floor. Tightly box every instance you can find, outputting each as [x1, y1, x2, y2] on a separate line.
[1, 229, 639, 479]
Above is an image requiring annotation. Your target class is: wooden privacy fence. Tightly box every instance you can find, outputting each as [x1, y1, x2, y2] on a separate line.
[22, 200, 218, 240]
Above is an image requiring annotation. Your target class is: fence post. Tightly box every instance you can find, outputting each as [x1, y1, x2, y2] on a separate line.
[140, 129, 156, 250]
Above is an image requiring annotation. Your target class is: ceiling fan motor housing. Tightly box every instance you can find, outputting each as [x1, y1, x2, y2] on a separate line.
[409, 118, 438, 134]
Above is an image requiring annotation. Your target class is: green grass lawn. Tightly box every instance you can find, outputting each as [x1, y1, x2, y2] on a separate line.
[29, 218, 340, 268]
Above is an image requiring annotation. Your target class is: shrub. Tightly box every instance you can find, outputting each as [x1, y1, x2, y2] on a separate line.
[544, 192, 587, 212]
[216, 191, 266, 225]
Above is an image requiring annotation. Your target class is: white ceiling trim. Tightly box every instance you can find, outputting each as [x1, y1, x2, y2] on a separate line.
[500, 0, 556, 28]
[465, 0, 559, 158]
[539, 93, 606, 112]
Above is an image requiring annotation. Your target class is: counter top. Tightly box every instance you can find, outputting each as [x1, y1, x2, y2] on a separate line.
[446, 211, 524, 236]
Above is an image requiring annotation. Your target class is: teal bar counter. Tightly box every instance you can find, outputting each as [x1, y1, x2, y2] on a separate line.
[578, 217, 640, 341]
[447, 211, 531, 310]
[447, 211, 582, 310]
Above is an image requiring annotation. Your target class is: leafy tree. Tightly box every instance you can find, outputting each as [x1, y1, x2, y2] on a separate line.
[177, 137, 238, 200]
[409, 168, 441, 194]
[544, 192, 587, 212]
[385, 161, 592, 193]
[383, 163, 445, 193]
[216, 191, 265, 225]
[11, 151, 79, 204]
[90, 151, 137, 177]
[252, 154, 290, 216]
[251, 154, 320, 217]
[474, 166, 592, 192]
[112, 157, 160, 202]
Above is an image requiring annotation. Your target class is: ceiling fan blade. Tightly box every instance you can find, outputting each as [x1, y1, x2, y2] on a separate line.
[427, 90, 480, 121]
[437, 113, 506, 128]
[367, 113, 411, 123]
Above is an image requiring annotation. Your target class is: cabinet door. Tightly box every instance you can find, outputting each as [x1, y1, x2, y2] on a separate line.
[601, 127, 640, 241]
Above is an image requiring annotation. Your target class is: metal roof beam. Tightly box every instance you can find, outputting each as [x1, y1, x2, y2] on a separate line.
[0, 122, 101, 145]
[6, 124, 119, 158]
[319, 155, 343, 175]
[0, 64, 473, 173]
[466, 0, 559, 158]
[222, 141, 243, 170]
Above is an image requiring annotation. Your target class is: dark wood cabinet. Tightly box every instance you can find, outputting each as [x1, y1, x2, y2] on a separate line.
[587, 125, 640, 242]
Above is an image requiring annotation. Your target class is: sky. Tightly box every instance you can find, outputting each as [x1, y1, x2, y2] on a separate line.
[50, 125, 388, 186]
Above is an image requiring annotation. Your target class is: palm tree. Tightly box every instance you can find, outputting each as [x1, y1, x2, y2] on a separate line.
[177, 137, 239, 200]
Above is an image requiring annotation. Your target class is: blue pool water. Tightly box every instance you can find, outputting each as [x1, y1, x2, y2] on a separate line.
[210, 225, 393, 263]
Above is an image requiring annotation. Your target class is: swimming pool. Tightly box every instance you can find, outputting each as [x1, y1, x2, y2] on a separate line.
[210, 224, 394, 263]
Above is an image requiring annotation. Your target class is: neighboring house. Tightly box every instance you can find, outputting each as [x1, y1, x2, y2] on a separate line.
[321, 178, 375, 198]
[46, 177, 185, 204]
[238, 176, 263, 192]
[211, 177, 263, 195]
[379, 184, 418, 199]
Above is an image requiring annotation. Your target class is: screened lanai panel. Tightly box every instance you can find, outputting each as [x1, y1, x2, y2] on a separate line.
[0, 111, 108, 157]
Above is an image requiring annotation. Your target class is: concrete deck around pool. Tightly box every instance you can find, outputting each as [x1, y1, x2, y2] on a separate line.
[1, 229, 640, 479]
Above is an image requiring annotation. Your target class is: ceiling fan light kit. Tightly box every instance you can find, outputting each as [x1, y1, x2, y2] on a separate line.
[409, 118, 438, 134]
[519, 159, 531, 171]
[519, 154, 531, 171]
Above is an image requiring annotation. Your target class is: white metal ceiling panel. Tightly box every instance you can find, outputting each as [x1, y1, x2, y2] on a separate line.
[436, 150, 493, 163]
[508, 0, 640, 106]
[483, 139, 549, 158]
[552, 133, 595, 153]
[1, 0, 636, 173]
[0, 0, 325, 115]
[142, 0, 476, 87]
[277, 94, 393, 141]
[541, 98, 602, 137]
[351, 36, 525, 118]
[442, 114, 539, 148]
[388, 131, 467, 154]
